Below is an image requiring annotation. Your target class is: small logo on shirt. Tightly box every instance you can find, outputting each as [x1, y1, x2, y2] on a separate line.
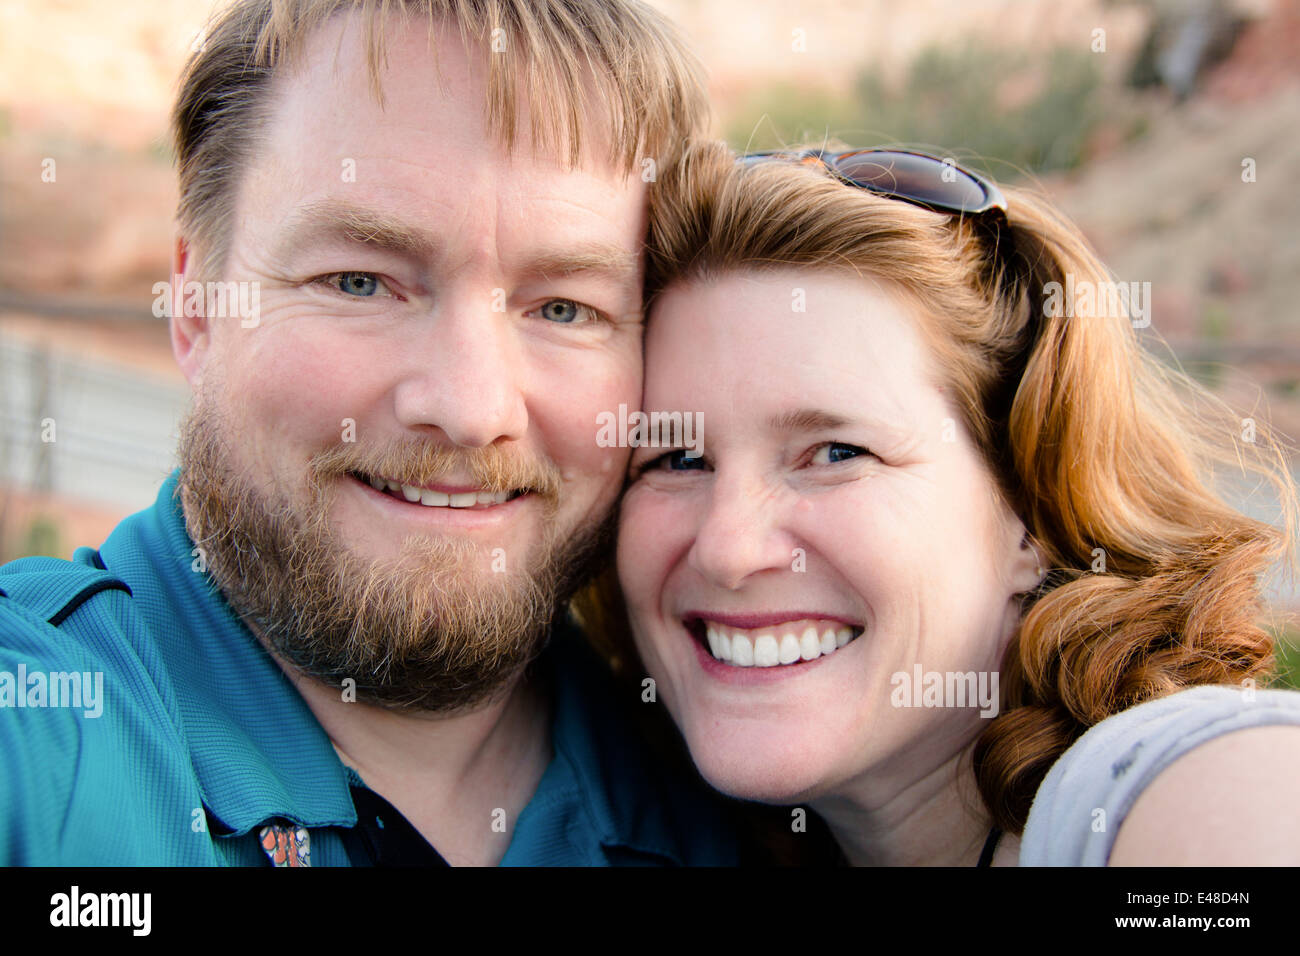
[259, 824, 312, 867]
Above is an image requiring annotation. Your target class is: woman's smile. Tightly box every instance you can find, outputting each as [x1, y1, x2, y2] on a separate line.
[680, 611, 866, 685]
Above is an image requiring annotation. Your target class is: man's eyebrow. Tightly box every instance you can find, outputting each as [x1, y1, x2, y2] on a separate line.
[520, 245, 642, 283]
[273, 199, 438, 262]
[271, 200, 639, 283]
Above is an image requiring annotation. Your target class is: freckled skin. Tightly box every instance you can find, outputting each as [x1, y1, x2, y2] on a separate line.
[617, 268, 1041, 807]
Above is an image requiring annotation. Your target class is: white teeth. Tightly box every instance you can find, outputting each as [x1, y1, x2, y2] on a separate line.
[370, 475, 513, 509]
[706, 627, 721, 660]
[699, 619, 862, 668]
[731, 634, 754, 666]
[778, 633, 802, 664]
[800, 627, 821, 661]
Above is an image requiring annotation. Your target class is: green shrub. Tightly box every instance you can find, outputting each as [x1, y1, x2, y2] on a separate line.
[726, 41, 1106, 180]
[19, 514, 62, 559]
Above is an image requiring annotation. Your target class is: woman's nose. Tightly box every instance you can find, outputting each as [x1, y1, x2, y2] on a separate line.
[687, 471, 794, 591]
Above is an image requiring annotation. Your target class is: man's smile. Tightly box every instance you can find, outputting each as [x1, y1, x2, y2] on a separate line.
[346, 472, 539, 527]
[349, 471, 527, 509]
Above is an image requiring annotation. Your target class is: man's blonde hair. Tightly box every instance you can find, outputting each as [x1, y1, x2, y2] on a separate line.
[172, 0, 710, 279]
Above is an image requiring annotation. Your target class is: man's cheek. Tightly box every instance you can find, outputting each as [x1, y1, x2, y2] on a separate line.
[557, 416, 631, 493]
[541, 361, 638, 460]
[210, 355, 355, 486]
[234, 329, 363, 418]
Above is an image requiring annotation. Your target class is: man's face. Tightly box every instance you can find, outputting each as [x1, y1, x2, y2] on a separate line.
[176, 14, 646, 711]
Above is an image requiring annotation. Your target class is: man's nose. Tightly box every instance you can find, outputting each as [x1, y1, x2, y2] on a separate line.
[391, 292, 528, 447]
[687, 470, 794, 591]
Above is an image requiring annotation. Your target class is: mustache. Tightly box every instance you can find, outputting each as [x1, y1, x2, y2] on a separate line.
[309, 438, 563, 501]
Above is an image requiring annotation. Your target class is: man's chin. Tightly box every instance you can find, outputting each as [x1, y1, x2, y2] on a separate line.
[200, 501, 564, 712]
[175, 403, 608, 715]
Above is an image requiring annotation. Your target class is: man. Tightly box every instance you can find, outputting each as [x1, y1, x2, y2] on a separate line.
[0, 0, 739, 866]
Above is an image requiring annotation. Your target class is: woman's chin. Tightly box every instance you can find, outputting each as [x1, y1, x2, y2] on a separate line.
[684, 729, 837, 806]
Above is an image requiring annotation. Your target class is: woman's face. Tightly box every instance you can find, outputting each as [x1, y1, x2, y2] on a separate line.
[617, 268, 1041, 804]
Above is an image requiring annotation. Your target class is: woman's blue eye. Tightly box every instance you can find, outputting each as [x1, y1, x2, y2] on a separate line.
[812, 442, 867, 465]
[650, 449, 707, 472]
[539, 299, 592, 323]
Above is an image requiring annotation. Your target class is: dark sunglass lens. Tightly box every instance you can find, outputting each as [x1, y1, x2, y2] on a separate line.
[833, 152, 988, 212]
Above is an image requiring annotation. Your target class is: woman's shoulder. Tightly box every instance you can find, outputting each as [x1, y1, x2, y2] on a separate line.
[1018, 684, 1300, 865]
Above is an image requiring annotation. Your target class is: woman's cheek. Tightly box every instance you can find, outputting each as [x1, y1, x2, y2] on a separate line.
[617, 483, 669, 598]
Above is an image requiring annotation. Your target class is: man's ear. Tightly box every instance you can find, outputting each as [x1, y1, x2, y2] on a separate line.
[169, 235, 209, 387]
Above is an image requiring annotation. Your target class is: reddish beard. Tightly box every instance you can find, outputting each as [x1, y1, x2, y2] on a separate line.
[176, 397, 613, 714]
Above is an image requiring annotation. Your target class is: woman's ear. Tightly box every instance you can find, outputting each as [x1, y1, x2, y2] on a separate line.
[168, 235, 210, 388]
[1007, 527, 1047, 596]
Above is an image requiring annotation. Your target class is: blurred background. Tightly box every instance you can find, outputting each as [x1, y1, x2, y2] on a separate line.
[0, 0, 1297, 676]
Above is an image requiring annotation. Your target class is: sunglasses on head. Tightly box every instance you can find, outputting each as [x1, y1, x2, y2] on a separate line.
[740, 148, 1008, 222]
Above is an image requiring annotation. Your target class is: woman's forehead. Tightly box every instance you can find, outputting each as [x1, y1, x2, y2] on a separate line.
[647, 269, 934, 385]
[642, 269, 951, 442]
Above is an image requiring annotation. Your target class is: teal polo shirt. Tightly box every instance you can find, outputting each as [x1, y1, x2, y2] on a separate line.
[0, 472, 741, 866]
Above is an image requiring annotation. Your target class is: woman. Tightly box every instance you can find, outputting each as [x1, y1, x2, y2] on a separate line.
[610, 141, 1300, 865]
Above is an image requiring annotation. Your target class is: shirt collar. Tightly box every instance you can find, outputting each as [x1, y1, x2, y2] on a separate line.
[98, 471, 356, 835]
[539, 621, 732, 864]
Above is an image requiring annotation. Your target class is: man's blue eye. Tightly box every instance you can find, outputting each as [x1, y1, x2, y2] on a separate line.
[540, 299, 588, 323]
[333, 272, 382, 296]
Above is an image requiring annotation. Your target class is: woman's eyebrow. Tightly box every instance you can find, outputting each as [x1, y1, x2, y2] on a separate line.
[766, 409, 853, 434]
[766, 407, 918, 446]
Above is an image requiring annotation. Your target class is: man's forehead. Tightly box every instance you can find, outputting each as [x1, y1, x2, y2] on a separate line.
[234, 11, 650, 270]
[263, 9, 627, 177]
